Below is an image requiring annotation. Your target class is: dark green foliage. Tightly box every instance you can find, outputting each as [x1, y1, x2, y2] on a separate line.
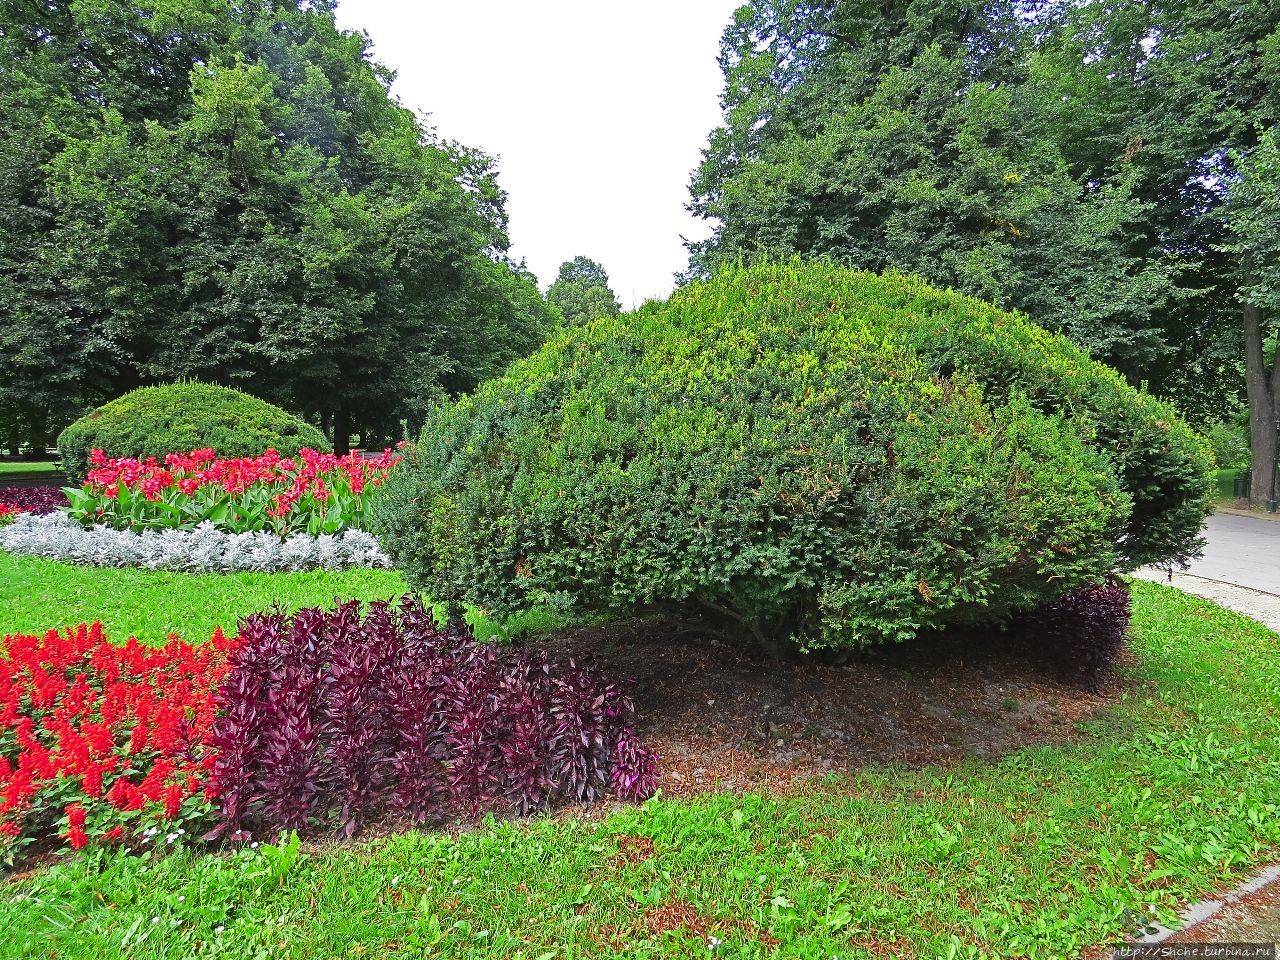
[686, 0, 1183, 386]
[57, 382, 330, 482]
[546, 257, 622, 326]
[0, 0, 554, 449]
[688, 0, 1280, 432]
[376, 263, 1212, 652]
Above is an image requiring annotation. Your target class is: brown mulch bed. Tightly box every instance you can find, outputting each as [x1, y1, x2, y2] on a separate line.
[537, 619, 1136, 798]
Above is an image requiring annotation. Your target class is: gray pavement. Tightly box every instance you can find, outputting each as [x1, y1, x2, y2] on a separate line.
[1134, 511, 1280, 632]
[1180, 513, 1280, 595]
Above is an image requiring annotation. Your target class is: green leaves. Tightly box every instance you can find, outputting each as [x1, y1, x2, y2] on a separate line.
[378, 262, 1208, 652]
[686, 0, 1280, 421]
[0, 0, 553, 451]
[547, 257, 622, 326]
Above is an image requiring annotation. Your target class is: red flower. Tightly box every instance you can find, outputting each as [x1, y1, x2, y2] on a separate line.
[163, 782, 183, 819]
[1, 621, 239, 850]
[66, 804, 88, 850]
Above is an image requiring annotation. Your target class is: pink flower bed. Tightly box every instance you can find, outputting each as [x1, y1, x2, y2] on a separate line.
[62, 447, 401, 535]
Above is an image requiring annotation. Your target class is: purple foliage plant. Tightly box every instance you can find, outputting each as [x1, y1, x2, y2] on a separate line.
[1021, 577, 1132, 691]
[0, 486, 69, 514]
[208, 597, 658, 841]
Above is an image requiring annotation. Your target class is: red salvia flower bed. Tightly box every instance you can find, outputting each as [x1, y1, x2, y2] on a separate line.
[1, 606, 659, 860]
[0, 624, 236, 857]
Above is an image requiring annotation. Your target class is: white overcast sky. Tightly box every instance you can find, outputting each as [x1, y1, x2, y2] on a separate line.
[332, 1, 742, 308]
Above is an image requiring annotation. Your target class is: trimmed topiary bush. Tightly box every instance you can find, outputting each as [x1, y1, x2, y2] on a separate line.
[376, 262, 1213, 652]
[57, 383, 330, 482]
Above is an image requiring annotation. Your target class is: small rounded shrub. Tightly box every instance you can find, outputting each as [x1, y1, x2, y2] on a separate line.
[57, 382, 330, 481]
[376, 262, 1212, 652]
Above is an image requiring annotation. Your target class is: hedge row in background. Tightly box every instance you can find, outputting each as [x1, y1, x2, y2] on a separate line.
[376, 262, 1212, 652]
[57, 383, 330, 483]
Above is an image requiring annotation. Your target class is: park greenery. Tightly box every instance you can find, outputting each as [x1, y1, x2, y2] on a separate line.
[377, 262, 1210, 651]
[1, 577, 1278, 958]
[688, 0, 1280, 505]
[0, 0, 554, 452]
[56, 383, 330, 482]
[0, 0, 1277, 955]
[546, 256, 623, 325]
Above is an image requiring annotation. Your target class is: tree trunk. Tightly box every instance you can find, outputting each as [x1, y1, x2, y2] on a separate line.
[1244, 302, 1279, 509]
[332, 410, 351, 455]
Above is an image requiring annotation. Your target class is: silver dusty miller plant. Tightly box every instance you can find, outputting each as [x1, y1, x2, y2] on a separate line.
[0, 513, 392, 572]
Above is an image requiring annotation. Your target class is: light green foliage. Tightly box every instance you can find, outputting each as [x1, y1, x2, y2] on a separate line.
[5, 582, 1280, 957]
[0, 553, 406, 644]
[377, 263, 1211, 649]
[1221, 129, 1280, 332]
[0, 462, 56, 476]
[0, 0, 555, 449]
[546, 256, 622, 325]
[1206, 420, 1251, 472]
[56, 382, 329, 482]
[0, 554, 560, 646]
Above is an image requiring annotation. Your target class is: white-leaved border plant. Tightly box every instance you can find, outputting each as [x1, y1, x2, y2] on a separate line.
[0, 513, 392, 572]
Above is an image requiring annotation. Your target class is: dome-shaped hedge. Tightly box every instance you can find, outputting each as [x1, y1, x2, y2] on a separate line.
[376, 262, 1212, 651]
[58, 382, 330, 481]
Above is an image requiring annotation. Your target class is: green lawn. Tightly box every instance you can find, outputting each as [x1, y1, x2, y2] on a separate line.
[2, 578, 1279, 958]
[0, 553, 408, 643]
[0, 460, 57, 475]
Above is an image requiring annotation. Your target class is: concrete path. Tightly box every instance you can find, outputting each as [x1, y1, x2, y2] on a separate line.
[1134, 512, 1280, 631]
[1182, 513, 1280, 595]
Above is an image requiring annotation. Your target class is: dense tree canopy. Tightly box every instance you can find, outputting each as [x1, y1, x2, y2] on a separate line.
[0, 0, 554, 451]
[690, 0, 1280, 498]
[546, 256, 621, 325]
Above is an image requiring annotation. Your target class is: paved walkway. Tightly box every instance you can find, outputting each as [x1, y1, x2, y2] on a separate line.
[1134, 512, 1280, 631]
[1183, 513, 1280, 595]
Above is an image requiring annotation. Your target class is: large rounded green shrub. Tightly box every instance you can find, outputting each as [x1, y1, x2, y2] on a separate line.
[376, 262, 1213, 651]
[58, 382, 330, 481]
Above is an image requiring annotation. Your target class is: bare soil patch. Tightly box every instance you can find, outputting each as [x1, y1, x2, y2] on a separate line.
[538, 619, 1135, 798]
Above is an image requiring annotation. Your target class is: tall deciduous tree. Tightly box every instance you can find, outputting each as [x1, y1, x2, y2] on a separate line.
[0, 0, 554, 450]
[688, 0, 1280, 467]
[1032, 0, 1279, 503]
[546, 256, 622, 325]
[687, 0, 1181, 384]
[1222, 132, 1280, 507]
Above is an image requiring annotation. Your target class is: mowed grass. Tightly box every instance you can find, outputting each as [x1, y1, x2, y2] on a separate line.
[0, 553, 409, 643]
[2, 579, 1279, 958]
[0, 461, 57, 476]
